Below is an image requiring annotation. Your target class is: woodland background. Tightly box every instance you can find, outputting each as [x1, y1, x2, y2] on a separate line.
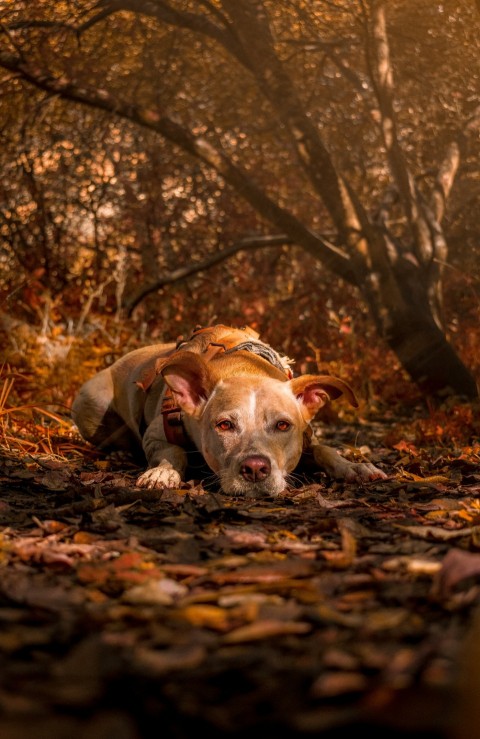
[0, 0, 479, 411]
[1, 2, 480, 738]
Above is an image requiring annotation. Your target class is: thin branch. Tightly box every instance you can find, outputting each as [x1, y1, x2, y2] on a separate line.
[431, 142, 460, 225]
[77, 9, 117, 34]
[0, 51, 354, 285]
[3, 21, 75, 31]
[103, 0, 250, 67]
[218, 0, 363, 250]
[124, 234, 293, 315]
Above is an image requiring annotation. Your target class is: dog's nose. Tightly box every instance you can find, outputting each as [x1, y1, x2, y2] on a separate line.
[240, 455, 271, 482]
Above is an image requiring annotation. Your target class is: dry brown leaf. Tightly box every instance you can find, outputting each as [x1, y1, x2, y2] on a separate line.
[122, 578, 188, 605]
[310, 671, 368, 697]
[395, 524, 480, 541]
[433, 548, 480, 598]
[223, 619, 311, 643]
[132, 644, 207, 675]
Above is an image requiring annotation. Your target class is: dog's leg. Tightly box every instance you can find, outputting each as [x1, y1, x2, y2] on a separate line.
[310, 438, 387, 483]
[136, 416, 188, 489]
[72, 370, 131, 446]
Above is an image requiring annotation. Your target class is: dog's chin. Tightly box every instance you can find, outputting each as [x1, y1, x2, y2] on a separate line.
[218, 471, 287, 497]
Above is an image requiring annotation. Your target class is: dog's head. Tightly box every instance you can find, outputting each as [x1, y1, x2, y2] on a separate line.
[160, 351, 358, 495]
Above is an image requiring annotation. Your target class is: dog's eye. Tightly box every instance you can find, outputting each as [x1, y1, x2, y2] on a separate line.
[276, 420, 291, 432]
[216, 419, 234, 431]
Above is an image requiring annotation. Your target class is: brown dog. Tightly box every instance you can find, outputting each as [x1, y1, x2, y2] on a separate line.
[71, 324, 386, 495]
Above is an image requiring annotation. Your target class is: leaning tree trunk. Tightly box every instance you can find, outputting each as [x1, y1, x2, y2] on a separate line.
[386, 312, 478, 399]
[366, 294, 479, 399]
[358, 224, 478, 399]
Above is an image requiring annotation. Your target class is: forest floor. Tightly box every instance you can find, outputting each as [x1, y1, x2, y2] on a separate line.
[1, 409, 480, 739]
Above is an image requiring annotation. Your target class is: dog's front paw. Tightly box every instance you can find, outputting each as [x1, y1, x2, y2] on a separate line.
[136, 464, 183, 489]
[342, 462, 387, 483]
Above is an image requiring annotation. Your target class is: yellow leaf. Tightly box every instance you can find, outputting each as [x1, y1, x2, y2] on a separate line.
[173, 605, 229, 630]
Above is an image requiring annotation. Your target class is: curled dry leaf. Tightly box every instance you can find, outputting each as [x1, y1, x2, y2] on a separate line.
[223, 619, 311, 643]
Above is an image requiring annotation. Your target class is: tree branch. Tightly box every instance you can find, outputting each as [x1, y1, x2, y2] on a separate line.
[218, 0, 364, 250]
[431, 142, 460, 225]
[107, 0, 365, 256]
[366, 1, 440, 271]
[99, 0, 251, 67]
[366, 2, 416, 220]
[124, 234, 293, 315]
[0, 51, 355, 284]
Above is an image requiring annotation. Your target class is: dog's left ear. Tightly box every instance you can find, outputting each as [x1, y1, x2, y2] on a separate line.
[160, 351, 215, 416]
[289, 374, 358, 421]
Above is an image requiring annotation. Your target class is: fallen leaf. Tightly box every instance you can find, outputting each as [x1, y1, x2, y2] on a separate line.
[132, 644, 207, 675]
[432, 548, 480, 598]
[223, 619, 311, 643]
[310, 671, 368, 697]
[395, 524, 480, 541]
[122, 578, 187, 605]
[172, 604, 230, 630]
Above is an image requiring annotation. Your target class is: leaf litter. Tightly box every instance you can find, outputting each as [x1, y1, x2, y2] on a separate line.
[1, 397, 480, 737]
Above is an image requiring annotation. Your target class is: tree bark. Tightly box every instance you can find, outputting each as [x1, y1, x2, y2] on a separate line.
[386, 313, 478, 399]
[361, 270, 478, 399]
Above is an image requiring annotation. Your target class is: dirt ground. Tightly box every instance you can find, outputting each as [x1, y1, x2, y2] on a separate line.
[1, 418, 480, 739]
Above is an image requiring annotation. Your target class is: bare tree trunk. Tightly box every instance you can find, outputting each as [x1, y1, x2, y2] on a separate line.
[360, 260, 478, 398]
[385, 312, 478, 398]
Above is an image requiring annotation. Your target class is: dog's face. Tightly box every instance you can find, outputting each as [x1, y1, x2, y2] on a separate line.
[160, 351, 357, 495]
[195, 376, 310, 495]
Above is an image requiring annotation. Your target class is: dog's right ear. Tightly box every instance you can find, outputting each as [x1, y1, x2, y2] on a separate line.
[160, 351, 215, 416]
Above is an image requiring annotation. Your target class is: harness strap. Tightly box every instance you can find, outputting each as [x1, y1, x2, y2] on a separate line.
[224, 341, 293, 377]
[161, 388, 189, 447]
